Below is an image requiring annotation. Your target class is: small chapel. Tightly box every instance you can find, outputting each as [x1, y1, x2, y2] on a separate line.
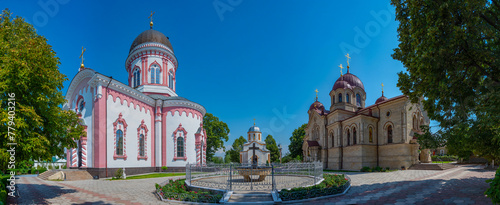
[303, 55, 430, 171]
[64, 15, 207, 177]
[240, 123, 271, 165]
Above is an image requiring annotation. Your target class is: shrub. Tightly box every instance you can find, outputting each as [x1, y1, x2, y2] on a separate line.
[373, 166, 383, 172]
[360, 167, 371, 172]
[485, 167, 500, 204]
[156, 179, 223, 203]
[279, 174, 349, 201]
[161, 166, 168, 172]
[114, 168, 123, 179]
[0, 175, 11, 205]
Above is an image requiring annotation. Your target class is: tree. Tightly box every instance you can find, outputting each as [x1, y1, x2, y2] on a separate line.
[224, 151, 231, 163]
[228, 136, 247, 163]
[203, 113, 230, 162]
[391, 1, 499, 203]
[416, 126, 446, 150]
[264, 135, 280, 163]
[288, 124, 307, 159]
[391, 0, 499, 161]
[0, 9, 84, 172]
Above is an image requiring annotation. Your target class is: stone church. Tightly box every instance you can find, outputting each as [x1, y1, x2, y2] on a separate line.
[303, 57, 430, 171]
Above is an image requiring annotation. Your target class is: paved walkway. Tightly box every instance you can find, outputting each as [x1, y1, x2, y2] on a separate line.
[7, 165, 495, 204]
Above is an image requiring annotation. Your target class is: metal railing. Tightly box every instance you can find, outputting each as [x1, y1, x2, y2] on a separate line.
[185, 161, 323, 192]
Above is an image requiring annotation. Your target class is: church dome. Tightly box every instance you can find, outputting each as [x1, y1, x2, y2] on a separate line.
[309, 101, 325, 111]
[332, 73, 364, 91]
[375, 95, 388, 104]
[129, 29, 173, 53]
[248, 125, 260, 132]
[332, 79, 352, 90]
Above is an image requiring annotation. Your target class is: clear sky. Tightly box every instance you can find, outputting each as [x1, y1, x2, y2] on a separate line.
[4, 0, 435, 156]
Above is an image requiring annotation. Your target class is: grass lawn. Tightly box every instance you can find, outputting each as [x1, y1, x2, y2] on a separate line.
[109, 172, 185, 180]
[432, 161, 455, 164]
[324, 169, 360, 173]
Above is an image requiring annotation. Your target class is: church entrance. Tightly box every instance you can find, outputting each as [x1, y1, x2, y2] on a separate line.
[77, 140, 82, 168]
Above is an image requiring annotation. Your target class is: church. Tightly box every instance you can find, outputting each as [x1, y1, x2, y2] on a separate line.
[240, 123, 271, 165]
[303, 55, 430, 171]
[64, 19, 207, 178]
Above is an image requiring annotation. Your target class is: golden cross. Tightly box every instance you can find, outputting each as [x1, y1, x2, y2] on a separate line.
[314, 89, 319, 100]
[149, 11, 155, 28]
[149, 11, 155, 22]
[79, 46, 86, 67]
[381, 83, 384, 94]
[345, 53, 351, 67]
[339, 64, 344, 76]
[253, 118, 256, 126]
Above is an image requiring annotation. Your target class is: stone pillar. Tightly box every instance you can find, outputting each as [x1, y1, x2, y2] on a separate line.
[420, 149, 432, 163]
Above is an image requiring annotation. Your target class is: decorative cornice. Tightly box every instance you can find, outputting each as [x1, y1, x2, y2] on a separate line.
[64, 69, 96, 109]
[163, 99, 206, 116]
[88, 74, 156, 106]
[126, 42, 177, 73]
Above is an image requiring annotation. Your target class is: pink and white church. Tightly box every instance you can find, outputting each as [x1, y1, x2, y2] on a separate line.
[64, 25, 207, 178]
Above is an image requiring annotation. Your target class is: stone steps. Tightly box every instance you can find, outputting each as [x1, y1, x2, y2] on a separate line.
[227, 193, 274, 204]
[65, 170, 93, 181]
[37, 170, 59, 180]
[38, 169, 93, 181]
[409, 163, 456, 170]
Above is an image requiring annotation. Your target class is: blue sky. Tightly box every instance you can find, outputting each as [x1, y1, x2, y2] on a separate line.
[4, 0, 436, 156]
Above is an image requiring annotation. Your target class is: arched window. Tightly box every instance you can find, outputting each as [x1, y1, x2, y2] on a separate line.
[420, 119, 424, 130]
[346, 93, 350, 103]
[116, 130, 123, 155]
[356, 94, 361, 107]
[133, 68, 140, 87]
[413, 115, 417, 130]
[347, 129, 350, 145]
[79, 100, 84, 113]
[330, 133, 334, 148]
[177, 137, 184, 157]
[369, 127, 373, 143]
[139, 134, 145, 157]
[353, 127, 357, 145]
[338, 93, 342, 103]
[168, 71, 174, 89]
[150, 64, 160, 84]
[387, 125, 393, 143]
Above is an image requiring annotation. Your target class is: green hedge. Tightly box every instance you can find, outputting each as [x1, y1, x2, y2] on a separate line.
[155, 179, 223, 203]
[1, 175, 11, 205]
[279, 174, 349, 201]
[485, 168, 500, 204]
[431, 155, 458, 161]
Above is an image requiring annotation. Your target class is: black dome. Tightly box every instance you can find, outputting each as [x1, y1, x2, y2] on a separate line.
[129, 29, 173, 53]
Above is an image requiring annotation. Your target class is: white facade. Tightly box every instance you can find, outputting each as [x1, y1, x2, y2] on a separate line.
[64, 27, 207, 177]
[240, 125, 271, 165]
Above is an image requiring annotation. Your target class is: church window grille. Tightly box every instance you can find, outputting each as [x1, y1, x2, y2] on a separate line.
[338, 93, 342, 103]
[356, 94, 361, 107]
[139, 134, 145, 157]
[353, 127, 357, 145]
[177, 137, 184, 157]
[150, 64, 160, 84]
[331, 133, 334, 148]
[347, 129, 351, 145]
[346, 93, 350, 103]
[133, 68, 140, 87]
[413, 115, 417, 130]
[79, 100, 84, 113]
[387, 125, 393, 143]
[169, 71, 174, 89]
[116, 130, 124, 155]
[369, 127, 373, 143]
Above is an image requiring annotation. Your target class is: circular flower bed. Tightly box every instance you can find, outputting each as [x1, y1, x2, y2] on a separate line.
[155, 179, 223, 203]
[278, 174, 350, 201]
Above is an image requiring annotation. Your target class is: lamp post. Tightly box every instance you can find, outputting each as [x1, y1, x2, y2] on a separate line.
[278, 144, 282, 163]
